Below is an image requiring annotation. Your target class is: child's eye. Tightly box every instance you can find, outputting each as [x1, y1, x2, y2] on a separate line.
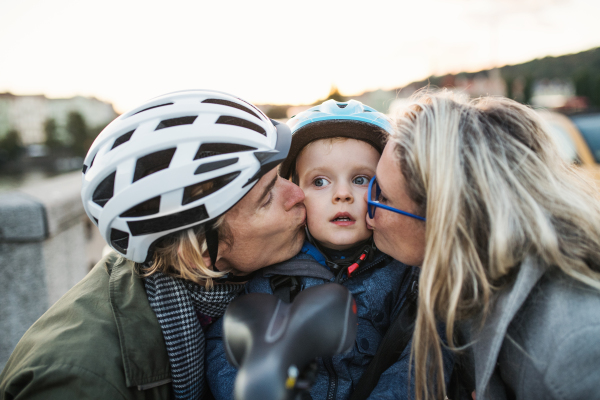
[353, 176, 369, 185]
[313, 178, 330, 187]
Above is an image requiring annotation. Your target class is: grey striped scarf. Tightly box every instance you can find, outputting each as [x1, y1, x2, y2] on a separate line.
[144, 271, 243, 399]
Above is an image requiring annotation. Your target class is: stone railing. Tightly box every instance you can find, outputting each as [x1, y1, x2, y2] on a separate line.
[0, 171, 106, 369]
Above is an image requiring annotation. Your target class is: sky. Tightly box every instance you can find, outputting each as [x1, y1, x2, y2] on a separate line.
[0, 0, 599, 113]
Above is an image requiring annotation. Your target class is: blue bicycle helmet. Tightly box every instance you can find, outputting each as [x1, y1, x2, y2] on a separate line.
[280, 99, 393, 180]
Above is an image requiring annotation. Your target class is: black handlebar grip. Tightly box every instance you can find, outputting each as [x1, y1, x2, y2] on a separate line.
[223, 283, 357, 400]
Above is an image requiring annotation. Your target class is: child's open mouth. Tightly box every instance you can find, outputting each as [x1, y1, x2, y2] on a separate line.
[331, 212, 356, 226]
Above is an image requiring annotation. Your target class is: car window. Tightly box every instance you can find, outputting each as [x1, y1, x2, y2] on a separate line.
[571, 114, 600, 163]
[545, 121, 579, 164]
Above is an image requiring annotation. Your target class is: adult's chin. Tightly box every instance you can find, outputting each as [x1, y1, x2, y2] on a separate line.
[373, 231, 397, 260]
[290, 225, 306, 255]
[268, 226, 306, 266]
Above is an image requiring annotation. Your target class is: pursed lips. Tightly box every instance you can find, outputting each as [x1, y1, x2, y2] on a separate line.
[331, 211, 356, 226]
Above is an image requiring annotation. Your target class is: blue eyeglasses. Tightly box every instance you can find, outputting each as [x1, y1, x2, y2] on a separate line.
[367, 176, 426, 221]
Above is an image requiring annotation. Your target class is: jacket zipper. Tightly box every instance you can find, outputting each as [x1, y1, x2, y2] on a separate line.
[319, 255, 389, 399]
[336, 255, 390, 284]
[323, 356, 338, 400]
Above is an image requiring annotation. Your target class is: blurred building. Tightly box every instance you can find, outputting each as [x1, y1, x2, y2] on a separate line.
[0, 93, 117, 146]
[453, 69, 507, 98]
[530, 79, 576, 109]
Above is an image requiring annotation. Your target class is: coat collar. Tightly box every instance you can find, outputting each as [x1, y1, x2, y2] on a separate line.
[107, 254, 172, 389]
[472, 256, 545, 400]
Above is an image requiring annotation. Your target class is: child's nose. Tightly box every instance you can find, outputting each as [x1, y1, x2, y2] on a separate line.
[333, 184, 353, 203]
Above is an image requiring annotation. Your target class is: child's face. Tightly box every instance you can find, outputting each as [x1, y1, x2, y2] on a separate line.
[296, 138, 380, 250]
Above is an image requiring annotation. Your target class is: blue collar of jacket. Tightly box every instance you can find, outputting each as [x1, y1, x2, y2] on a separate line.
[298, 241, 328, 267]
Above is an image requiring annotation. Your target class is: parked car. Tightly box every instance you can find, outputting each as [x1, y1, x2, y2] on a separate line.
[537, 110, 600, 181]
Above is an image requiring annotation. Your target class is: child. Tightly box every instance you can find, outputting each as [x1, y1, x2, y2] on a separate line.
[205, 100, 447, 399]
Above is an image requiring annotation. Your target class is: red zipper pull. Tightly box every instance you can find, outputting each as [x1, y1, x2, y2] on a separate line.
[347, 253, 367, 277]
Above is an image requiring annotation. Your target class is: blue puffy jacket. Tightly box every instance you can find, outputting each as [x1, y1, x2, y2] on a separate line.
[205, 242, 453, 399]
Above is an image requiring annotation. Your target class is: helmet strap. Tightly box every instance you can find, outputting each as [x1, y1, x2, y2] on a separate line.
[205, 221, 219, 272]
[205, 219, 255, 284]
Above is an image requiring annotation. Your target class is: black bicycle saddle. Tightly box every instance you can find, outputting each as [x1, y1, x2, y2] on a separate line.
[223, 283, 357, 400]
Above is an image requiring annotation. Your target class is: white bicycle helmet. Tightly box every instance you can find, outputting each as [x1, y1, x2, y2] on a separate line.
[81, 89, 291, 263]
[279, 99, 393, 180]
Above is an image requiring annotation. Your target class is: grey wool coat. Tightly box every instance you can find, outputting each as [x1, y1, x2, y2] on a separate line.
[471, 256, 600, 400]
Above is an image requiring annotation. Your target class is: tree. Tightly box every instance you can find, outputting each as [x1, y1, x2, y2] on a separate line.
[313, 85, 346, 105]
[265, 105, 289, 119]
[0, 129, 24, 161]
[88, 123, 107, 140]
[66, 111, 90, 157]
[592, 76, 600, 108]
[44, 118, 61, 150]
[574, 68, 600, 108]
[505, 76, 514, 100]
[574, 69, 591, 98]
[325, 86, 346, 102]
[523, 75, 534, 105]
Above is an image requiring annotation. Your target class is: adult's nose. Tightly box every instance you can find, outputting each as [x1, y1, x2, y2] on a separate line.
[281, 177, 305, 211]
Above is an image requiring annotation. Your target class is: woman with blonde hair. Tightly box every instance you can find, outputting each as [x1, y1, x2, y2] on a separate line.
[366, 90, 600, 400]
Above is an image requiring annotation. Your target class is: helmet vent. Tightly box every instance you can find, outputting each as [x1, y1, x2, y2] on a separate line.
[92, 171, 116, 207]
[120, 196, 161, 218]
[132, 102, 174, 116]
[133, 148, 176, 183]
[216, 116, 266, 136]
[155, 116, 197, 131]
[110, 228, 129, 254]
[194, 143, 257, 160]
[182, 171, 241, 205]
[312, 110, 320, 113]
[195, 157, 239, 174]
[111, 130, 135, 150]
[82, 164, 88, 174]
[236, 97, 267, 119]
[127, 204, 209, 236]
[337, 104, 348, 109]
[202, 99, 261, 120]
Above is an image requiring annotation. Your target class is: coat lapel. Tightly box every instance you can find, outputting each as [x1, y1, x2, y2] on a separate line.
[108, 255, 172, 388]
[472, 256, 545, 400]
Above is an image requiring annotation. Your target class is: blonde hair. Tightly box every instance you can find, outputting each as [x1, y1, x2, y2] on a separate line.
[140, 214, 232, 288]
[390, 90, 600, 400]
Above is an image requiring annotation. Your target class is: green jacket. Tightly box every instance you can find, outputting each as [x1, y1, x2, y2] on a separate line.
[0, 253, 173, 399]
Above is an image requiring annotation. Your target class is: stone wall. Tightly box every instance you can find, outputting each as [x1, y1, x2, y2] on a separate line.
[0, 171, 106, 369]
